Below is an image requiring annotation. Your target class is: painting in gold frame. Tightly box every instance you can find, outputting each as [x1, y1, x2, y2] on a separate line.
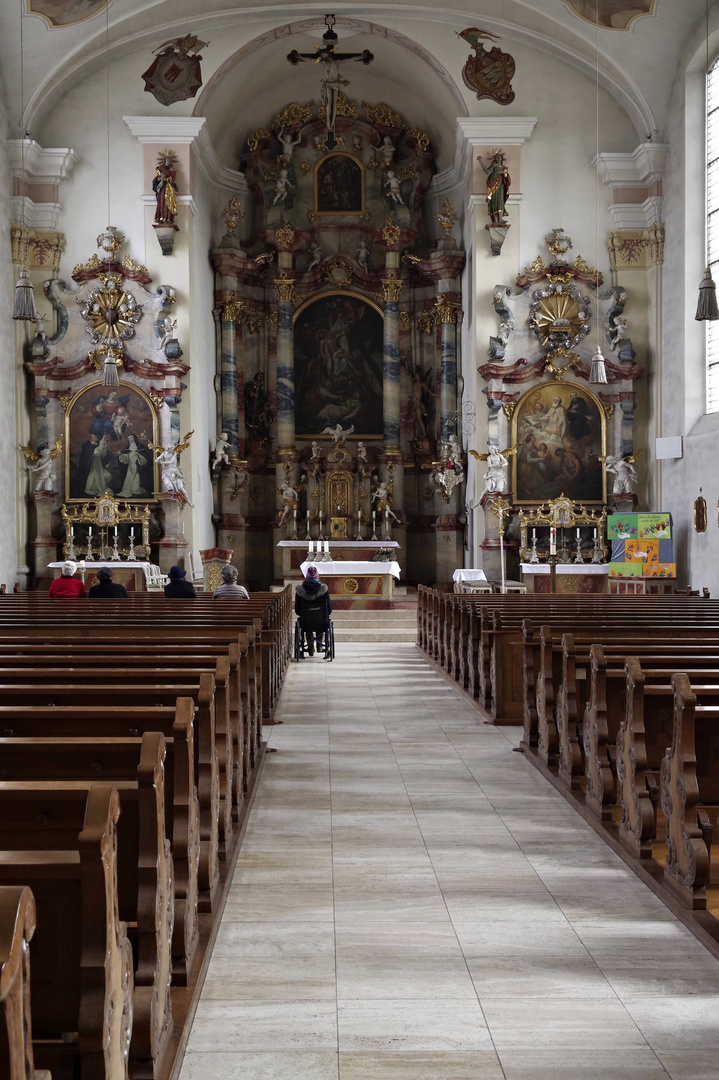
[65, 381, 159, 501]
[314, 153, 365, 215]
[511, 380, 606, 504]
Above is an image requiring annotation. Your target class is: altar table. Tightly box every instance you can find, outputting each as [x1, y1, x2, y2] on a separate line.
[299, 559, 400, 607]
[452, 568, 488, 593]
[48, 560, 151, 592]
[520, 563, 609, 594]
[278, 540, 399, 577]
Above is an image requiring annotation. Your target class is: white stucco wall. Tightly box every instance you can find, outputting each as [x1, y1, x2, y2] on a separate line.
[0, 82, 19, 589]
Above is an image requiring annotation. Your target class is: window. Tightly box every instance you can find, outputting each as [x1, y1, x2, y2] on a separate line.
[707, 59, 719, 411]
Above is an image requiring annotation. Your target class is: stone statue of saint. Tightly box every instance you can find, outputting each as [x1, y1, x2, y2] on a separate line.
[245, 373, 274, 440]
[477, 149, 510, 225]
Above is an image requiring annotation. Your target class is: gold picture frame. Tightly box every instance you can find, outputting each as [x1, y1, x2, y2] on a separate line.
[314, 152, 365, 216]
[510, 380, 607, 504]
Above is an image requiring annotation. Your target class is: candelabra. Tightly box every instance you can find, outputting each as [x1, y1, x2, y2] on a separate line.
[527, 535, 540, 564]
[573, 537, 584, 564]
[355, 511, 363, 542]
[128, 530, 137, 561]
[110, 533, 122, 561]
[591, 536, 604, 564]
[66, 535, 78, 561]
[85, 532, 95, 561]
[371, 512, 378, 541]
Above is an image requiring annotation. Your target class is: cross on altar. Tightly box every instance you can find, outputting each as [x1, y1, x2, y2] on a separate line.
[287, 14, 374, 150]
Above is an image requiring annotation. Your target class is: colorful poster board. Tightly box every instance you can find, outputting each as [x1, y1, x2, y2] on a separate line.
[643, 563, 676, 579]
[638, 514, 672, 539]
[607, 514, 639, 539]
[609, 562, 642, 578]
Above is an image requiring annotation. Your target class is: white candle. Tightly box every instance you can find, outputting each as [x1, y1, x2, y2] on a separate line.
[324, 540, 329, 554]
[532, 529, 536, 541]
[576, 528, 580, 540]
[594, 528, 598, 539]
[70, 526, 74, 541]
[293, 508, 297, 520]
[306, 510, 310, 521]
[130, 527, 134, 541]
[372, 511, 376, 525]
[114, 526, 117, 538]
[309, 540, 314, 554]
[550, 526, 556, 556]
[88, 527, 92, 538]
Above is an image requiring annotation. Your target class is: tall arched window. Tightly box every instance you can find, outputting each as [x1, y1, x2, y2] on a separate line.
[707, 58, 719, 411]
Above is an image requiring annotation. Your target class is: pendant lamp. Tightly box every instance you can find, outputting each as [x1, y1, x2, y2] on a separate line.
[589, 0, 607, 382]
[697, 0, 719, 320]
[12, 8, 37, 322]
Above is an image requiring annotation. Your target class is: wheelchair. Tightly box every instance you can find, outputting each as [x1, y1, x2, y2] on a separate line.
[294, 600, 335, 662]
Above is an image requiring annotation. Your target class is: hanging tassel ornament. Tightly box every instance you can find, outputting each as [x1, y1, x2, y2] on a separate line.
[102, 347, 120, 387]
[12, 265, 37, 321]
[696, 266, 719, 321]
[589, 344, 607, 384]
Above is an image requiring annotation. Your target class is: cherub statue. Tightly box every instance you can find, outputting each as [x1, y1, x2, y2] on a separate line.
[322, 423, 354, 445]
[159, 315, 177, 351]
[469, 443, 517, 502]
[355, 239, 370, 273]
[307, 242, 324, 271]
[447, 433, 463, 465]
[384, 169, 404, 205]
[601, 450, 642, 495]
[610, 314, 629, 349]
[212, 432, 231, 470]
[272, 168, 294, 206]
[148, 430, 195, 505]
[356, 441, 368, 465]
[277, 479, 299, 526]
[310, 440, 323, 462]
[20, 435, 63, 493]
[379, 134, 395, 165]
[277, 127, 301, 161]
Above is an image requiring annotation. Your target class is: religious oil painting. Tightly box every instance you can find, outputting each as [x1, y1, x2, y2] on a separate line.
[512, 381, 605, 504]
[293, 293, 384, 437]
[315, 153, 364, 214]
[562, 0, 655, 30]
[28, 0, 110, 28]
[65, 381, 158, 501]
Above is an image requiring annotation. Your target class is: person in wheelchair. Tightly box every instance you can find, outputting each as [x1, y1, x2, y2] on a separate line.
[295, 565, 332, 657]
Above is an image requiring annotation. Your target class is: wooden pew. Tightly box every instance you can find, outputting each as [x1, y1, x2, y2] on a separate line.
[0, 785, 134, 1080]
[0, 886, 50, 1080]
[0, 734, 172, 1079]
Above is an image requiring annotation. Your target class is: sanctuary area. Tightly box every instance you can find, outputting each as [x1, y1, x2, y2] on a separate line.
[2, 3, 719, 1080]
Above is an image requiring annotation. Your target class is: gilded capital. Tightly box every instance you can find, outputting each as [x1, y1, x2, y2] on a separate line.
[275, 221, 295, 251]
[274, 269, 295, 303]
[221, 291, 245, 322]
[381, 273, 402, 304]
[435, 292, 461, 324]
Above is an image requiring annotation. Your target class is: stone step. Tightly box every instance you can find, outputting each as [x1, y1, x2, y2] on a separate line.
[330, 611, 417, 626]
[333, 627, 418, 642]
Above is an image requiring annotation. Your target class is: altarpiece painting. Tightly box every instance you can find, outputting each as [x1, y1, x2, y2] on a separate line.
[66, 381, 158, 501]
[294, 293, 383, 437]
[512, 381, 605, 504]
[315, 153, 364, 214]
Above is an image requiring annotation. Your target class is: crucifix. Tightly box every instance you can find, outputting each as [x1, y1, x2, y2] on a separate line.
[287, 14, 374, 150]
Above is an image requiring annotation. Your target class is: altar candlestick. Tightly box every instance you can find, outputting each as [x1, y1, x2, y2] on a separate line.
[550, 527, 556, 556]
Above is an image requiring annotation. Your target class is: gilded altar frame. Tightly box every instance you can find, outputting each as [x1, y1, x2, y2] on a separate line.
[61, 494, 152, 559]
[510, 379, 607, 505]
[518, 496, 608, 563]
[64, 379, 160, 501]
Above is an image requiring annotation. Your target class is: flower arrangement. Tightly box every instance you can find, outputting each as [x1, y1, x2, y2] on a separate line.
[372, 547, 394, 562]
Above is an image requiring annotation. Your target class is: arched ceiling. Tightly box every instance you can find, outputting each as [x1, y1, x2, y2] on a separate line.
[0, 0, 711, 147]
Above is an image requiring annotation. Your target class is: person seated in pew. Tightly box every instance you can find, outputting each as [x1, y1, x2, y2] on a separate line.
[88, 566, 127, 599]
[47, 560, 86, 598]
[164, 564, 197, 598]
[212, 563, 250, 600]
[295, 565, 332, 656]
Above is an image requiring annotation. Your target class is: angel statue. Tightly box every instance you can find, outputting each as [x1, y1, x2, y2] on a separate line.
[20, 435, 63, 493]
[277, 480, 299, 526]
[212, 432, 231, 470]
[371, 479, 399, 522]
[148, 430, 195, 506]
[310, 440, 323, 462]
[384, 169, 405, 206]
[323, 423, 354, 445]
[469, 443, 517, 502]
[601, 450, 642, 496]
[277, 127, 301, 161]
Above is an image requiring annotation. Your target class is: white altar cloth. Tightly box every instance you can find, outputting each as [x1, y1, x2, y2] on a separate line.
[520, 563, 608, 575]
[300, 560, 401, 579]
[452, 569, 488, 584]
[278, 540, 399, 549]
[48, 560, 151, 572]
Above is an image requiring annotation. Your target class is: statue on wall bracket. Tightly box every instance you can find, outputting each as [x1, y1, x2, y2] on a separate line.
[458, 28, 516, 105]
[478, 148, 511, 256]
[153, 149, 179, 256]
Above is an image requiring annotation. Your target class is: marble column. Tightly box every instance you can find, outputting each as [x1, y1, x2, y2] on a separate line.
[381, 273, 402, 448]
[219, 294, 244, 456]
[274, 270, 296, 448]
[436, 293, 461, 447]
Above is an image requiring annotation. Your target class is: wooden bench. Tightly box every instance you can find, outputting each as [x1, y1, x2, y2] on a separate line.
[0, 785, 134, 1080]
[0, 885, 50, 1080]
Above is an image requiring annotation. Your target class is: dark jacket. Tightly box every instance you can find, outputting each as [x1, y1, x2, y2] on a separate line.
[88, 580, 128, 598]
[164, 578, 197, 598]
[295, 578, 332, 616]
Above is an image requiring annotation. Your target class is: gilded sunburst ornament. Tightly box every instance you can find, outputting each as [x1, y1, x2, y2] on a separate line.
[77, 273, 143, 350]
[529, 283, 591, 350]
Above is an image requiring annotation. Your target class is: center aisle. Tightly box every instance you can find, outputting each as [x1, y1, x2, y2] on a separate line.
[180, 643, 719, 1080]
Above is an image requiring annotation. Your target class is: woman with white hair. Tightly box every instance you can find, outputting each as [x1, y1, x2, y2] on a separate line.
[48, 560, 87, 598]
[212, 563, 249, 600]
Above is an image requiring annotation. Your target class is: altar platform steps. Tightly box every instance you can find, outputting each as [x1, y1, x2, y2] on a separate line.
[331, 608, 417, 642]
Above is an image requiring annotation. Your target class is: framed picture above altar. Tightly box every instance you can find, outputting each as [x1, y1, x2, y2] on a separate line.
[314, 153, 365, 215]
[511, 381, 606, 504]
[293, 292, 384, 437]
[65, 380, 159, 501]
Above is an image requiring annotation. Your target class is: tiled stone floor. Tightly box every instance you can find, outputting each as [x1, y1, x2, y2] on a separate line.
[180, 644, 719, 1080]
